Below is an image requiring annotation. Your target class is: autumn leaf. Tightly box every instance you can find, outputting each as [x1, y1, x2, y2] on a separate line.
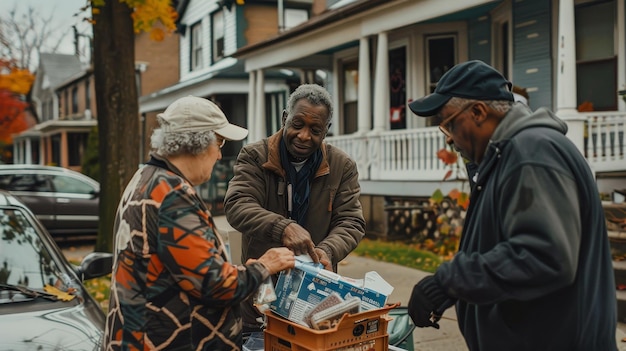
[457, 192, 470, 210]
[430, 188, 444, 205]
[442, 169, 453, 181]
[44, 284, 76, 301]
[150, 27, 165, 41]
[436, 148, 458, 165]
[448, 188, 460, 201]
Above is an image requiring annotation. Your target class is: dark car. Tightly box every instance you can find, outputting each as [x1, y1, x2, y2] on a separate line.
[0, 165, 99, 239]
[0, 190, 112, 350]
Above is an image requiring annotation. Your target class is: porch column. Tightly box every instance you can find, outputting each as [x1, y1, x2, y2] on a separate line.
[372, 31, 389, 132]
[24, 139, 32, 164]
[368, 32, 389, 180]
[60, 131, 68, 168]
[254, 70, 266, 142]
[13, 140, 21, 164]
[556, 0, 585, 154]
[357, 36, 372, 135]
[247, 70, 256, 143]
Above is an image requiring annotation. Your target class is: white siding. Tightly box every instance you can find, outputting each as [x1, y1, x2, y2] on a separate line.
[223, 8, 238, 56]
[179, 0, 221, 82]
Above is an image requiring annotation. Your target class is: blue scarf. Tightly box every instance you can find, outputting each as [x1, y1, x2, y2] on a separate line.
[279, 138, 323, 225]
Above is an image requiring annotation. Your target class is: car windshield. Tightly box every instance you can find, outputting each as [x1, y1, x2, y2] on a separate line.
[0, 208, 70, 303]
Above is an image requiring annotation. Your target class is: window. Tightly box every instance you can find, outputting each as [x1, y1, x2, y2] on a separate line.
[575, 0, 616, 111]
[85, 79, 91, 111]
[389, 46, 407, 130]
[51, 175, 95, 194]
[71, 86, 78, 114]
[64, 91, 69, 117]
[212, 11, 224, 62]
[283, 8, 308, 30]
[426, 35, 457, 94]
[190, 21, 203, 71]
[2, 174, 53, 192]
[68, 132, 88, 167]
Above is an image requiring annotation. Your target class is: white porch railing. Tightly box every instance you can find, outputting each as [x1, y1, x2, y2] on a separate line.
[583, 111, 626, 173]
[326, 112, 626, 182]
[327, 127, 463, 182]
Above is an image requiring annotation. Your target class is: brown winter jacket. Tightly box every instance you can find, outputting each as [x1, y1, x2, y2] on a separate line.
[224, 129, 365, 270]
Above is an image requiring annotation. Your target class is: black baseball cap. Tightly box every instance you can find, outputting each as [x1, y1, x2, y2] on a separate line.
[409, 60, 513, 116]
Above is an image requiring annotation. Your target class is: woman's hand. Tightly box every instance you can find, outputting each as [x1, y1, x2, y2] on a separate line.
[256, 247, 296, 275]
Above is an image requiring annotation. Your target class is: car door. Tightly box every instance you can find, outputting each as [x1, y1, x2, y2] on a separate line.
[0, 173, 56, 230]
[49, 173, 99, 235]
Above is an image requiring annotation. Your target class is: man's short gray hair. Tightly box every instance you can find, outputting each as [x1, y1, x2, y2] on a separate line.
[448, 97, 512, 114]
[150, 129, 217, 156]
[285, 84, 333, 124]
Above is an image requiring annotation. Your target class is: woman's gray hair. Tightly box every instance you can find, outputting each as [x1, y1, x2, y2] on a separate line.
[150, 128, 217, 156]
[448, 96, 512, 114]
[286, 84, 333, 123]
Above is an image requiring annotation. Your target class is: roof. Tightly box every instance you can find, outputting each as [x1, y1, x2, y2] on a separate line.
[38, 53, 83, 89]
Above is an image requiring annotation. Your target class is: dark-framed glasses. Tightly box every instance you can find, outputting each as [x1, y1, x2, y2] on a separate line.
[438, 102, 474, 138]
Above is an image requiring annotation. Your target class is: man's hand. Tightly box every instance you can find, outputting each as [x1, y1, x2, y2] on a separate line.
[314, 248, 332, 270]
[282, 223, 319, 263]
[408, 275, 452, 329]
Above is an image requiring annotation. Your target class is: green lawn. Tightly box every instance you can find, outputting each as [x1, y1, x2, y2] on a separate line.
[352, 238, 443, 273]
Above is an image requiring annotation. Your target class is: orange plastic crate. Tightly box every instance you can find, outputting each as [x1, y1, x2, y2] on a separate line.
[264, 303, 399, 351]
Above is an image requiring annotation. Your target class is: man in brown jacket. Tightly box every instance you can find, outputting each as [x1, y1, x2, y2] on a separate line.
[224, 83, 366, 335]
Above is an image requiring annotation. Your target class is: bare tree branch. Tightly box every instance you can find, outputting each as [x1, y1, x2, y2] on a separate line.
[0, 4, 73, 70]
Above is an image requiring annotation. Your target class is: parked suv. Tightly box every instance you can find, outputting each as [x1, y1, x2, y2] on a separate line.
[0, 165, 99, 239]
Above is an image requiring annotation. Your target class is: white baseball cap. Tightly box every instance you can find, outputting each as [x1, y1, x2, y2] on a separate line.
[157, 95, 248, 141]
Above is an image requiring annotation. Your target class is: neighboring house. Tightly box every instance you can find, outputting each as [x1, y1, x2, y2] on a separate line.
[229, 0, 626, 236]
[13, 53, 93, 172]
[137, 0, 313, 212]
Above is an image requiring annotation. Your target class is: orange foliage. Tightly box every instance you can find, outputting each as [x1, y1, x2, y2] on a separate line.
[0, 59, 35, 95]
[436, 147, 458, 165]
[0, 60, 34, 144]
[92, 0, 178, 42]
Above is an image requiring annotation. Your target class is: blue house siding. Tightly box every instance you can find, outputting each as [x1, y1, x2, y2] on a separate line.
[513, 0, 553, 110]
[468, 14, 491, 64]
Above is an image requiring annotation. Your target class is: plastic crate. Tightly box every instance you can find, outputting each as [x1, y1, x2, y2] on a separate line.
[264, 303, 399, 351]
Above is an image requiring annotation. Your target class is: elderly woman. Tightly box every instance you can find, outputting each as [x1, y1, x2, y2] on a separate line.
[103, 96, 295, 351]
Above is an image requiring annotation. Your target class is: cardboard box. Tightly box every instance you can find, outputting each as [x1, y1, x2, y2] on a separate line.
[270, 257, 393, 327]
[264, 303, 398, 351]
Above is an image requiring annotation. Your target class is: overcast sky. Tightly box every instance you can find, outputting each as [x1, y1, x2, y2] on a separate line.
[1, 0, 91, 66]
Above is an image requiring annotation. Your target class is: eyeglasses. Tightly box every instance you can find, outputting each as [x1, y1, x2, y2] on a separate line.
[438, 103, 474, 138]
[215, 136, 226, 149]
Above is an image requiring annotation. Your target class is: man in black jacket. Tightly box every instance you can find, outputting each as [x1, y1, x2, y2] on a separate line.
[407, 60, 617, 351]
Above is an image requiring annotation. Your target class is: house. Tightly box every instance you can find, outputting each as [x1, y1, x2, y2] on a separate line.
[13, 53, 94, 171]
[225, 0, 626, 237]
[137, 0, 315, 212]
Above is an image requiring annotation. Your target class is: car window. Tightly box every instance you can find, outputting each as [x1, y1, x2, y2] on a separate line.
[0, 208, 63, 289]
[0, 174, 12, 188]
[4, 174, 53, 192]
[51, 175, 96, 194]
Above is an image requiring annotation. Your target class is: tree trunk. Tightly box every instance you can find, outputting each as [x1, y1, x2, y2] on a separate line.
[92, 1, 139, 252]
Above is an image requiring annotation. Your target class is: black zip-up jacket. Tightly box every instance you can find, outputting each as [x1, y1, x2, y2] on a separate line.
[435, 104, 617, 350]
